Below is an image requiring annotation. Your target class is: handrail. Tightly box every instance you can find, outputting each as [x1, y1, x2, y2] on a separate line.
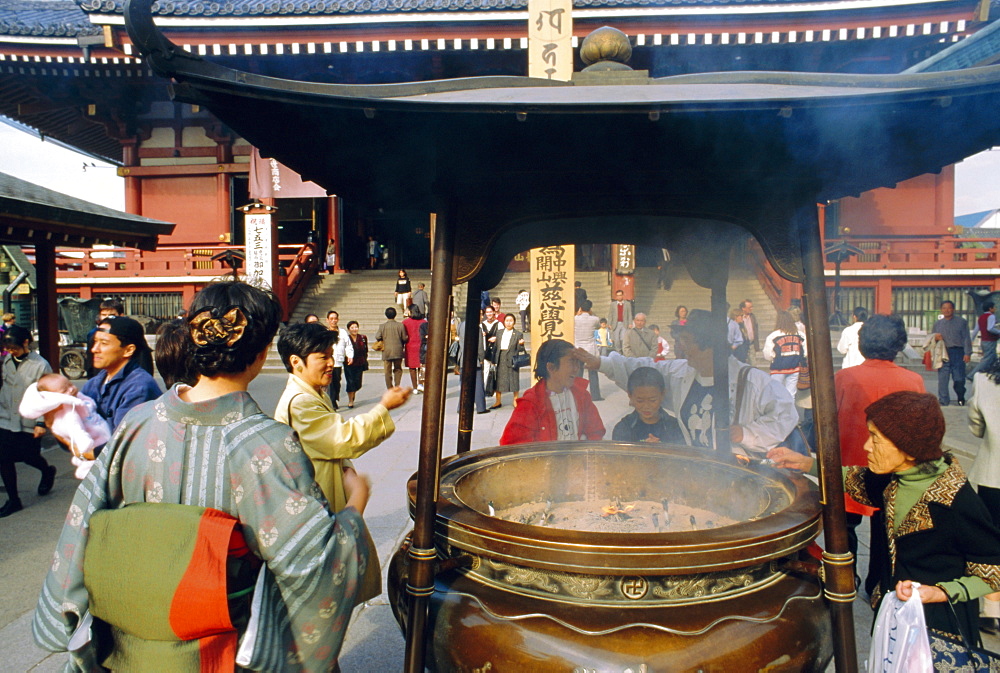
[746, 240, 788, 310]
[284, 241, 320, 316]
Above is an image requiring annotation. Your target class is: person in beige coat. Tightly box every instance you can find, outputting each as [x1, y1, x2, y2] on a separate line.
[968, 357, 1000, 627]
[275, 322, 412, 602]
[375, 306, 408, 389]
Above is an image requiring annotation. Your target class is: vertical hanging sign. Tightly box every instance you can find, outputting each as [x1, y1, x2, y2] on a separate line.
[528, 0, 573, 81]
[527, 1, 574, 361]
[245, 210, 274, 290]
[615, 244, 636, 275]
[530, 246, 575, 354]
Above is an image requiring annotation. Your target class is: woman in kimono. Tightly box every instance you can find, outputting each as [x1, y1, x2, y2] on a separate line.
[275, 322, 411, 604]
[34, 281, 372, 672]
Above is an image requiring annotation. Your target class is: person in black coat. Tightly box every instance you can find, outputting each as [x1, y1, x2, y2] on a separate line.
[770, 391, 1000, 642]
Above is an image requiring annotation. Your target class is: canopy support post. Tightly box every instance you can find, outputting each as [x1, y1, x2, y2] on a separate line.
[711, 282, 731, 453]
[457, 280, 482, 455]
[798, 205, 859, 673]
[35, 241, 59, 369]
[403, 212, 456, 673]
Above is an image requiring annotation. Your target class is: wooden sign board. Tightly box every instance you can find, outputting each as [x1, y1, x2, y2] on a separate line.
[530, 245, 575, 366]
[528, 0, 573, 81]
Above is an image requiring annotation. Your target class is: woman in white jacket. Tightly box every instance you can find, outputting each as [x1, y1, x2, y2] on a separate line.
[836, 306, 867, 369]
[968, 356, 1000, 628]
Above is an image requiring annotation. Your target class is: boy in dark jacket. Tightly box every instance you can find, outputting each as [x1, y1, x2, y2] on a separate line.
[612, 366, 684, 444]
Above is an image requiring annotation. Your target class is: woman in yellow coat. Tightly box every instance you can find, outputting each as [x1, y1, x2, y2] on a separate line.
[275, 322, 411, 601]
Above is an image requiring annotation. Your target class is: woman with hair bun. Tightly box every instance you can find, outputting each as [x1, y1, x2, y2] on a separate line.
[35, 280, 371, 672]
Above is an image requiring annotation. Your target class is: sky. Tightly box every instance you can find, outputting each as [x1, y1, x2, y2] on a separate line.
[0, 120, 124, 210]
[953, 148, 1000, 216]
[1, 117, 999, 217]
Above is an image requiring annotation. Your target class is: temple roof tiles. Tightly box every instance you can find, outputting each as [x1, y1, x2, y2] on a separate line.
[0, 0, 984, 35]
[0, 0, 99, 36]
[77, 0, 867, 18]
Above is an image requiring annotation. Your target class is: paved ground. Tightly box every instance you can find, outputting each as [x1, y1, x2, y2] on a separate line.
[0, 366, 994, 671]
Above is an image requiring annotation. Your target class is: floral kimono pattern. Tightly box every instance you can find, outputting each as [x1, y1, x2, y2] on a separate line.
[33, 388, 367, 672]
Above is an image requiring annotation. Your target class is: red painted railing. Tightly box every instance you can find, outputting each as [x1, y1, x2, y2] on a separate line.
[823, 236, 999, 269]
[746, 239, 796, 310]
[54, 246, 312, 276]
[46, 242, 320, 316]
[282, 241, 319, 320]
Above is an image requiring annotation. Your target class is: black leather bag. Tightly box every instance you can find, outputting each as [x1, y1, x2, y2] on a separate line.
[484, 366, 497, 395]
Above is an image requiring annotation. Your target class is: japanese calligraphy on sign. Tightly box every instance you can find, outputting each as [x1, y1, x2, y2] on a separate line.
[614, 244, 636, 275]
[528, 0, 573, 81]
[530, 246, 575, 355]
[245, 212, 274, 289]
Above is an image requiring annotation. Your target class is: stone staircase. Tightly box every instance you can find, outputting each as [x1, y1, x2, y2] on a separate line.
[265, 266, 782, 373]
[263, 270, 434, 373]
[631, 266, 779, 339]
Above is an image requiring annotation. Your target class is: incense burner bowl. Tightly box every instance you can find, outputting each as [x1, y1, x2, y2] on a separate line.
[388, 442, 832, 672]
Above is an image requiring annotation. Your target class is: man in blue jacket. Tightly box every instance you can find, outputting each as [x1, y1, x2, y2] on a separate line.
[81, 316, 161, 454]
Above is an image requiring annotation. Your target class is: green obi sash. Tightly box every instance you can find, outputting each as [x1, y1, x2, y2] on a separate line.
[85, 503, 257, 672]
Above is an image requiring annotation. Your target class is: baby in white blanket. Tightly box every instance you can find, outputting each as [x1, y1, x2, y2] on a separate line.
[19, 373, 111, 479]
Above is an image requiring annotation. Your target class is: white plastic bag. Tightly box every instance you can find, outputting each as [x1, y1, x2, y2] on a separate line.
[867, 583, 934, 673]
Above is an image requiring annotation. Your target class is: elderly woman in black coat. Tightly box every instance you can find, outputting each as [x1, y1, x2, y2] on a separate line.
[770, 391, 1000, 642]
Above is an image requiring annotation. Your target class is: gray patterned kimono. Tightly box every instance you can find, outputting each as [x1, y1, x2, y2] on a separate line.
[33, 387, 368, 672]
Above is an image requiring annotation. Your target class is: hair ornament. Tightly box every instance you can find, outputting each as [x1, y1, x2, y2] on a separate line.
[189, 306, 249, 348]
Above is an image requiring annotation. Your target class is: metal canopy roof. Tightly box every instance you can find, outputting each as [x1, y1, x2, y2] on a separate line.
[127, 0, 1000, 285]
[0, 171, 174, 251]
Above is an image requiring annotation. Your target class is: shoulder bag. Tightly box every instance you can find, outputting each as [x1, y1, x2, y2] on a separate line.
[512, 343, 531, 370]
[928, 600, 1000, 672]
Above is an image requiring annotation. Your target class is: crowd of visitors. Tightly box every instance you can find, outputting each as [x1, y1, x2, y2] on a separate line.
[18, 275, 1000, 670]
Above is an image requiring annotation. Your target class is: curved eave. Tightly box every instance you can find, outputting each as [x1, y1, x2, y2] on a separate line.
[101, 0, 978, 22]
[125, 0, 1000, 282]
[0, 172, 174, 251]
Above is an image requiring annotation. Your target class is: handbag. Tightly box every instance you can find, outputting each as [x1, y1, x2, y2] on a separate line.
[923, 349, 934, 371]
[797, 362, 811, 390]
[513, 351, 531, 369]
[927, 601, 1000, 672]
[484, 364, 497, 395]
[372, 339, 384, 352]
[447, 340, 460, 366]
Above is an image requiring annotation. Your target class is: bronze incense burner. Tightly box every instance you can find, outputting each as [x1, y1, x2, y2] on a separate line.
[389, 442, 832, 671]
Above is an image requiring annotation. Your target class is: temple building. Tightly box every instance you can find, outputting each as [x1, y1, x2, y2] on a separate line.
[0, 0, 998, 327]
